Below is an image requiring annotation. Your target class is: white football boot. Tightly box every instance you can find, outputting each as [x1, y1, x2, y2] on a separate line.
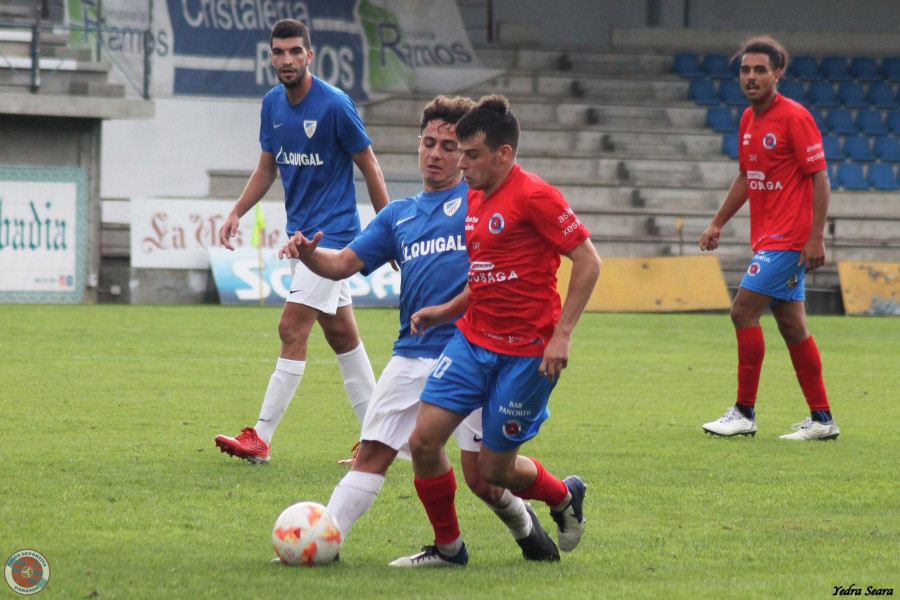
[779, 417, 840, 440]
[702, 406, 757, 437]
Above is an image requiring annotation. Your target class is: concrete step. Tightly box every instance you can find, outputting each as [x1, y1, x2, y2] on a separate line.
[477, 47, 675, 79]
[70, 80, 125, 98]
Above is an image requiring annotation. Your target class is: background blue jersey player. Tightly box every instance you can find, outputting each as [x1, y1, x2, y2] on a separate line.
[278, 96, 559, 563]
[215, 19, 390, 464]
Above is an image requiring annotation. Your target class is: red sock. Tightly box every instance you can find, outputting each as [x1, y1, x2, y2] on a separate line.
[514, 458, 569, 508]
[788, 336, 830, 411]
[736, 326, 765, 407]
[414, 469, 460, 545]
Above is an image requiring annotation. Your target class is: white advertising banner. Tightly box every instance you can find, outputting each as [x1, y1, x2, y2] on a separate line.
[0, 167, 87, 303]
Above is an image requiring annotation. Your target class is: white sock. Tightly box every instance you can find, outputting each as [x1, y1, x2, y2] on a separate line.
[326, 470, 385, 540]
[487, 489, 533, 540]
[336, 343, 376, 425]
[254, 358, 304, 445]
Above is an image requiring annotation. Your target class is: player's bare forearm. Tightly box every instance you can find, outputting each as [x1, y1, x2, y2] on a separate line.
[410, 286, 470, 335]
[353, 147, 390, 214]
[802, 169, 831, 271]
[700, 172, 748, 251]
[219, 152, 278, 249]
[280, 233, 365, 281]
[541, 240, 601, 380]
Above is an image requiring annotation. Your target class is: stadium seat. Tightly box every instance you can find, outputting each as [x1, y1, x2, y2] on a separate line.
[808, 82, 840, 108]
[822, 135, 845, 162]
[689, 79, 720, 106]
[703, 54, 735, 79]
[779, 80, 807, 105]
[881, 57, 900, 83]
[844, 136, 876, 162]
[835, 163, 868, 190]
[874, 136, 900, 162]
[887, 111, 900, 135]
[722, 133, 740, 159]
[789, 56, 821, 82]
[706, 106, 737, 133]
[867, 82, 899, 109]
[839, 82, 869, 109]
[808, 108, 827, 133]
[719, 80, 749, 107]
[850, 57, 882, 82]
[856, 110, 888, 136]
[821, 56, 853, 82]
[674, 52, 705, 79]
[866, 163, 899, 190]
[825, 109, 858, 135]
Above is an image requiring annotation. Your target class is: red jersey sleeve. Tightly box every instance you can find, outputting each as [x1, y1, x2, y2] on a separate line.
[525, 186, 591, 255]
[791, 109, 827, 175]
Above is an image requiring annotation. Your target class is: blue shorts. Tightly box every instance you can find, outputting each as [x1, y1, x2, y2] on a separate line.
[419, 330, 556, 453]
[740, 250, 806, 303]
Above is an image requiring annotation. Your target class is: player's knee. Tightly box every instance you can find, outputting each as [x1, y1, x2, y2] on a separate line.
[408, 430, 440, 461]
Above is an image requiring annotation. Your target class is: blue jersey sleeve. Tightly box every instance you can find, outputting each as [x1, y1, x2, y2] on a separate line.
[334, 94, 372, 157]
[347, 204, 398, 276]
[259, 96, 273, 153]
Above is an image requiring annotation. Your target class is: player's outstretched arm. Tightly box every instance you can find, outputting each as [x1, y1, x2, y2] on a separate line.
[411, 286, 471, 336]
[540, 240, 601, 381]
[800, 168, 830, 272]
[700, 172, 748, 252]
[279, 231, 365, 281]
[219, 151, 278, 250]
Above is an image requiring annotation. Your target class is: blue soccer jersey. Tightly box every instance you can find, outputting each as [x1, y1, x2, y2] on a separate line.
[348, 181, 469, 358]
[259, 77, 371, 249]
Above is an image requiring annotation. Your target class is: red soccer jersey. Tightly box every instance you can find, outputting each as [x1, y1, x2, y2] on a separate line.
[457, 165, 591, 357]
[738, 94, 827, 252]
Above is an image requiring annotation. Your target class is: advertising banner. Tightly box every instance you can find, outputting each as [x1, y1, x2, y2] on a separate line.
[208, 247, 400, 307]
[0, 167, 87, 303]
[66, 0, 494, 102]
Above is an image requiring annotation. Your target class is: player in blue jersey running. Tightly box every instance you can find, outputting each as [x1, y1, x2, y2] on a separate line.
[215, 19, 390, 464]
[277, 96, 559, 563]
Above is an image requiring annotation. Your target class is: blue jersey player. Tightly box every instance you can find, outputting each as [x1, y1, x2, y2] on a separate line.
[215, 19, 390, 464]
[277, 96, 559, 563]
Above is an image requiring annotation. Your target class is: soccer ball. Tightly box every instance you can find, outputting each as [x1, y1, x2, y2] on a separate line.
[272, 501, 342, 566]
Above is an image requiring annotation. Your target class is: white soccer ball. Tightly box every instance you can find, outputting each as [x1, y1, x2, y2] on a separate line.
[272, 501, 342, 566]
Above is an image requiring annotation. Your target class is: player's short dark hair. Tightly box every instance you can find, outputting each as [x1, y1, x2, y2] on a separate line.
[420, 96, 476, 131]
[271, 19, 311, 51]
[456, 94, 519, 152]
[734, 35, 789, 72]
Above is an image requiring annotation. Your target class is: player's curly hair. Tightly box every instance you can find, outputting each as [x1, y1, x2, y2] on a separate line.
[420, 96, 476, 131]
[270, 19, 311, 51]
[456, 94, 519, 152]
[733, 35, 789, 72]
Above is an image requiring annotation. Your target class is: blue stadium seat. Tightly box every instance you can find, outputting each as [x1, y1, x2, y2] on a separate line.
[674, 53, 705, 79]
[835, 163, 868, 190]
[789, 56, 821, 82]
[808, 82, 840, 108]
[839, 83, 869, 109]
[844, 136, 876, 162]
[866, 163, 899, 190]
[689, 79, 720, 106]
[886, 110, 900, 134]
[719, 80, 749, 107]
[874, 136, 900, 162]
[821, 56, 853, 82]
[722, 133, 740, 159]
[881, 57, 900, 83]
[850, 57, 882, 82]
[856, 110, 888, 136]
[822, 135, 845, 162]
[825, 109, 858, 135]
[706, 107, 737, 133]
[867, 83, 899, 109]
[779, 81, 807, 105]
[807, 108, 827, 133]
[703, 54, 735, 79]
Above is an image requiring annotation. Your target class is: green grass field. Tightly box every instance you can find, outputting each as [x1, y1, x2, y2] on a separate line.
[1, 306, 897, 599]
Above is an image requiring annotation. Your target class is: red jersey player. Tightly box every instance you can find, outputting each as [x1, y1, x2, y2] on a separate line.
[700, 36, 839, 441]
[389, 95, 602, 567]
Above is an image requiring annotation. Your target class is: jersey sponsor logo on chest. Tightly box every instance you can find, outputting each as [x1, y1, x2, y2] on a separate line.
[275, 147, 324, 167]
[400, 234, 466, 263]
[746, 170, 783, 191]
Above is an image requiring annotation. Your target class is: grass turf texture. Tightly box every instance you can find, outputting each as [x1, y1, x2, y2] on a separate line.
[1, 306, 897, 599]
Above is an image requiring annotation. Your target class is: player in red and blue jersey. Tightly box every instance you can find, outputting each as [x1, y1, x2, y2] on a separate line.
[278, 96, 559, 563]
[214, 19, 390, 463]
[700, 36, 839, 441]
[390, 95, 602, 568]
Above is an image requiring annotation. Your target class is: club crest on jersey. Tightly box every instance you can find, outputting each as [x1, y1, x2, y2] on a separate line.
[443, 196, 462, 217]
[763, 133, 777, 149]
[488, 213, 505, 234]
[304, 120, 317, 138]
